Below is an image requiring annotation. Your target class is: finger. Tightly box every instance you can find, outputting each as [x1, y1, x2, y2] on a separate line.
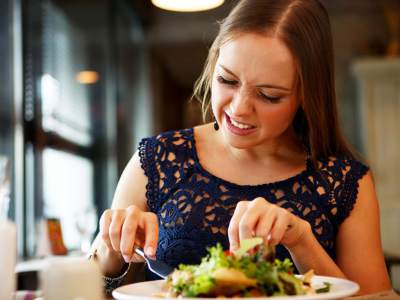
[269, 210, 291, 246]
[239, 200, 266, 243]
[120, 207, 140, 262]
[109, 210, 125, 252]
[99, 209, 113, 249]
[255, 207, 277, 242]
[142, 212, 159, 257]
[129, 253, 145, 263]
[228, 201, 248, 251]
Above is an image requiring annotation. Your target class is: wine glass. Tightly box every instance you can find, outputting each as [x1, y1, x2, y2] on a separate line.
[75, 204, 98, 254]
[0, 156, 10, 220]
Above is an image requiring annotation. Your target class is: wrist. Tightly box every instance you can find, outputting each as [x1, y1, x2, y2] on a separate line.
[285, 219, 313, 252]
[94, 243, 127, 277]
[284, 221, 346, 278]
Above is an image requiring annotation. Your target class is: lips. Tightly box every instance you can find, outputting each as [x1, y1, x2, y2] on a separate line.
[224, 113, 257, 136]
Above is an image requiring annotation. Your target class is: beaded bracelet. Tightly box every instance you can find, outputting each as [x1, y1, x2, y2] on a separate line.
[89, 249, 131, 295]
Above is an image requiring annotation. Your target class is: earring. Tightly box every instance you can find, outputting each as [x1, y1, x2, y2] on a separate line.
[213, 119, 219, 131]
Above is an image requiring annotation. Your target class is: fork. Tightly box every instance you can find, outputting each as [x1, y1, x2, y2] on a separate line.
[134, 247, 174, 279]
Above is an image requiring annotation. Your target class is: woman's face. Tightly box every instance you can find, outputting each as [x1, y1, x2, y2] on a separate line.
[211, 33, 300, 150]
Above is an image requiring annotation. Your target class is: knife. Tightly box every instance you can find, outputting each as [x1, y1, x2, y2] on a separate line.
[134, 247, 175, 279]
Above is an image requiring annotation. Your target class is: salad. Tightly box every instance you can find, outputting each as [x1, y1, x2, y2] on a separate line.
[164, 238, 331, 297]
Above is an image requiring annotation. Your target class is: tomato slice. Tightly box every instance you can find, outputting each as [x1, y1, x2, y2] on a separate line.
[224, 250, 233, 257]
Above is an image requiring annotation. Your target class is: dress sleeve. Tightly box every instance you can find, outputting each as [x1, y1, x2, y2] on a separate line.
[334, 157, 369, 226]
[138, 129, 196, 213]
[138, 136, 161, 212]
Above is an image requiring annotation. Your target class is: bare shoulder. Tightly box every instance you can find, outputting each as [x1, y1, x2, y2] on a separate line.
[353, 170, 376, 212]
[110, 150, 148, 211]
[341, 170, 379, 227]
[338, 170, 378, 236]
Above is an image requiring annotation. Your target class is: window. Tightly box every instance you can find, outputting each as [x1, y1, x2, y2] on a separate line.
[22, 0, 117, 256]
[42, 149, 95, 249]
[0, 0, 16, 221]
[3, 0, 149, 258]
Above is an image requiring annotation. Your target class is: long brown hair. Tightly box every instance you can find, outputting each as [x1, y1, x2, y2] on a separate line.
[192, 0, 355, 163]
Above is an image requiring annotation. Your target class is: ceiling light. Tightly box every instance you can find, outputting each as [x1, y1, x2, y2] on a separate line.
[76, 71, 99, 84]
[151, 0, 224, 12]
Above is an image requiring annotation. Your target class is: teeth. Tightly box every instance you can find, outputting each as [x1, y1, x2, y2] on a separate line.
[230, 117, 253, 129]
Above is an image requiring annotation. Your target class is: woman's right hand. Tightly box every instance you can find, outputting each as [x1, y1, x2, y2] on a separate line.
[99, 205, 159, 263]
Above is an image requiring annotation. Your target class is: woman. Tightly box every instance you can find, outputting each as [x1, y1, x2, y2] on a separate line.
[91, 0, 392, 295]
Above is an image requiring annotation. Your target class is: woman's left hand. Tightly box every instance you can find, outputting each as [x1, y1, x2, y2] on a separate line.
[228, 197, 311, 251]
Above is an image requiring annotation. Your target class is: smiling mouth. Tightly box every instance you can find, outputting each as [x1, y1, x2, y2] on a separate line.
[225, 112, 256, 129]
[224, 113, 257, 136]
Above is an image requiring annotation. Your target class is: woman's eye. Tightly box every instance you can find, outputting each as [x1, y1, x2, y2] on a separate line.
[217, 76, 237, 85]
[259, 92, 282, 103]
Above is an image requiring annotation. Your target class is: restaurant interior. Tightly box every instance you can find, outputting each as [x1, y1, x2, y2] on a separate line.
[0, 0, 399, 298]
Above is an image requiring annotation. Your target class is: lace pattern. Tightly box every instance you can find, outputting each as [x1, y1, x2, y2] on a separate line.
[138, 128, 369, 279]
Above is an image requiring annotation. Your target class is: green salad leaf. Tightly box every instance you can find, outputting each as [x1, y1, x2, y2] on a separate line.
[167, 239, 331, 297]
[233, 237, 263, 258]
[316, 282, 332, 293]
[274, 258, 294, 273]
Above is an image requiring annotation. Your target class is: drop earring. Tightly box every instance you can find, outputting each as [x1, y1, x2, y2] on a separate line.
[213, 119, 219, 131]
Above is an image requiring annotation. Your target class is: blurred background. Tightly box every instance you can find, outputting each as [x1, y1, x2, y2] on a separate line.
[0, 0, 399, 289]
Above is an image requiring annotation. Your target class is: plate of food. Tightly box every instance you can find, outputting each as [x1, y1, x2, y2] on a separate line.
[113, 238, 359, 300]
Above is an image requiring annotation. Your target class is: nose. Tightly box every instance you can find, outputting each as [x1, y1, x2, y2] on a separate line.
[229, 88, 254, 117]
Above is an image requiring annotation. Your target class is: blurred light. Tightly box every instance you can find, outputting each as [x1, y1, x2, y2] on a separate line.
[151, 0, 224, 12]
[76, 71, 99, 84]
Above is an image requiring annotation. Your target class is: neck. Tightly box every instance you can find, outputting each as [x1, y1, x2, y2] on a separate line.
[220, 127, 305, 165]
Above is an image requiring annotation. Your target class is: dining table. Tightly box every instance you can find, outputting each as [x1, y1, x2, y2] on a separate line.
[15, 258, 400, 300]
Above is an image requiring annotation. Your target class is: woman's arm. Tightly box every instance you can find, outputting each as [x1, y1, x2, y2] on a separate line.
[91, 151, 150, 277]
[335, 171, 391, 294]
[287, 223, 346, 278]
[109, 151, 148, 212]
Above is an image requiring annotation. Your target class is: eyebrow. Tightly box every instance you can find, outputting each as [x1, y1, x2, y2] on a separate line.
[218, 64, 292, 92]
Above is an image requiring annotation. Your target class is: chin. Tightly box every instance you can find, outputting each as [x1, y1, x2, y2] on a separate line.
[221, 130, 262, 149]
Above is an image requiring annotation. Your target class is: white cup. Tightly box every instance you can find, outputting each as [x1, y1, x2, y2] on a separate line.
[41, 256, 103, 300]
[0, 220, 16, 300]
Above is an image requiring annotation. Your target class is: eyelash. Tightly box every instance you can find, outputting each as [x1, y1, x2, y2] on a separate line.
[216, 75, 282, 104]
[217, 75, 236, 86]
[258, 92, 281, 104]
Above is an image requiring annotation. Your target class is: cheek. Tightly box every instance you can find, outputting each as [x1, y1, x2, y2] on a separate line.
[211, 82, 232, 114]
[259, 101, 299, 130]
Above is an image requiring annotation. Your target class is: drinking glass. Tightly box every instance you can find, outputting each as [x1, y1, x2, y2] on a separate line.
[0, 155, 10, 219]
[75, 204, 98, 254]
[0, 155, 16, 300]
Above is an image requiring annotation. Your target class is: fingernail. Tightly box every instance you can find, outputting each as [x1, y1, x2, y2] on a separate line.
[145, 247, 154, 257]
[123, 255, 130, 262]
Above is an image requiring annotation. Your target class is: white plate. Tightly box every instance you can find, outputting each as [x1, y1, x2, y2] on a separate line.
[112, 276, 359, 300]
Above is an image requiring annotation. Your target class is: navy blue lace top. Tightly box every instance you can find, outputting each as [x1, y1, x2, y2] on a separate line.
[138, 128, 368, 280]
